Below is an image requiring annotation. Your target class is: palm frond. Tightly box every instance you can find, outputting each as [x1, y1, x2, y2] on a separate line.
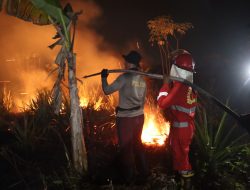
[213, 111, 227, 147]
[195, 106, 210, 147]
[5, 0, 49, 25]
[193, 102, 250, 188]
[30, 0, 69, 25]
[218, 123, 237, 149]
[3, 0, 69, 26]
[215, 143, 250, 163]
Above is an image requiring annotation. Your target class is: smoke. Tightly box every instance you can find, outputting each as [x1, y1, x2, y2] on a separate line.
[0, 0, 122, 111]
[72, 0, 122, 79]
[0, 8, 56, 110]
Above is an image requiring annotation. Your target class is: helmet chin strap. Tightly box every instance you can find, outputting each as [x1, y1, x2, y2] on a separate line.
[170, 64, 193, 83]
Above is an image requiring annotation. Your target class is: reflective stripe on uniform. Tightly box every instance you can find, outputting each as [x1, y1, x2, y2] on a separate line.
[171, 105, 196, 115]
[157, 91, 168, 101]
[173, 121, 189, 128]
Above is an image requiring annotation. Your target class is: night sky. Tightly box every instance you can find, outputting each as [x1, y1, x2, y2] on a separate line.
[92, 0, 250, 113]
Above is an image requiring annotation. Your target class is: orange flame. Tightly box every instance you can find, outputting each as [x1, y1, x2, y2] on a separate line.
[141, 106, 170, 146]
[79, 83, 169, 146]
[80, 97, 89, 108]
[79, 83, 117, 112]
[3, 81, 169, 146]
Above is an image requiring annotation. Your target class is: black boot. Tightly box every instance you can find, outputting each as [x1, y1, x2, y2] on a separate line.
[180, 172, 194, 190]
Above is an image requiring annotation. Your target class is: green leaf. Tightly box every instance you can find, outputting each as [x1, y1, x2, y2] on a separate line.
[5, 0, 50, 25]
[4, 0, 70, 26]
[214, 111, 227, 147]
[44, 0, 61, 7]
[30, 0, 69, 25]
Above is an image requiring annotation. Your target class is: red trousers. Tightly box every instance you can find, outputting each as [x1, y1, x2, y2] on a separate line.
[116, 114, 149, 182]
[169, 124, 194, 171]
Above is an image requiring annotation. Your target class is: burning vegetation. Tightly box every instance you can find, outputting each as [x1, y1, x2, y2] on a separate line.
[1, 69, 169, 147]
[78, 83, 169, 146]
[0, 1, 250, 189]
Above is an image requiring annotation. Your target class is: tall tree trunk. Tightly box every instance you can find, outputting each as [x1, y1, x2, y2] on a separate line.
[67, 52, 87, 174]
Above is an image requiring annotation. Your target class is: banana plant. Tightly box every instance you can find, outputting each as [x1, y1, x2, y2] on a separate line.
[0, 0, 87, 174]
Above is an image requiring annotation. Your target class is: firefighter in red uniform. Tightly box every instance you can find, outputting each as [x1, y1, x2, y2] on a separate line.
[157, 49, 197, 190]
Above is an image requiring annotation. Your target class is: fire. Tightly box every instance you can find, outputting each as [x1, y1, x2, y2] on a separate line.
[79, 83, 170, 146]
[0, 0, 169, 146]
[141, 107, 170, 146]
[93, 97, 103, 111]
[80, 97, 89, 108]
[79, 83, 116, 112]
[0, 82, 35, 112]
[1, 78, 169, 146]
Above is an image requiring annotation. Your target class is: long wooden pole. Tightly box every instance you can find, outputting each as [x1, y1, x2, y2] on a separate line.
[83, 69, 250, 134]
[83, 69, 163, 80]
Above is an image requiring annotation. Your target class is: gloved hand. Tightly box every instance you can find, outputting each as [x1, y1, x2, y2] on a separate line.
[163, 75, 170, 84]
[101, 69, 109, 78]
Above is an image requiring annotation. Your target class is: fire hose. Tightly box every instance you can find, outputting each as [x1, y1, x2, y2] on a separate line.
[83, 69, 250, 134]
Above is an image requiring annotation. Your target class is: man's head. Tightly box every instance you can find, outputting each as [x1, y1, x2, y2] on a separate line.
[122, 50, 142, 68]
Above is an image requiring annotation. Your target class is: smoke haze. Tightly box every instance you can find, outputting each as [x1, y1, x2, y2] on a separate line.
[0, 0, 124, 110]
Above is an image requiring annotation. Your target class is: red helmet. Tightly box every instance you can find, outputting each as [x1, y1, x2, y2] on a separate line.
[171, 49, 195, 72]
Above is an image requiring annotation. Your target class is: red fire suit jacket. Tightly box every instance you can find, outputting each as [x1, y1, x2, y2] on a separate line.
[157, 81, 198, 171]
[157, 81, 197, 128]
